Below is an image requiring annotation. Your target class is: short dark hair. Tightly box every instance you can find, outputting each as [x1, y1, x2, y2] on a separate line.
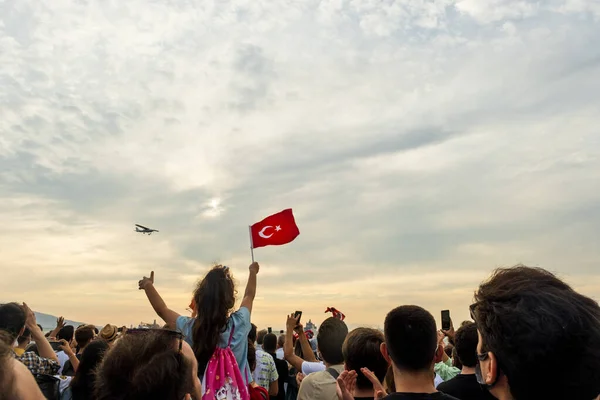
[473, 265, 600, 400]
[454, 322, 477, 367]
[75, 326, 95, 349]
[257, 329, 268, 345]
[17, 328, 32, 346]
[263, 333, 277, 353]
[317, 317, 348, 365]
[95, 330, 193, 400]
[249, 324, 257, 343]
[0, 303, 26, 342]
[342, 328, 388, 390]
[58, 325, 75, 343]
[384, 305, 437, 372]
[277, 334, 285, 348]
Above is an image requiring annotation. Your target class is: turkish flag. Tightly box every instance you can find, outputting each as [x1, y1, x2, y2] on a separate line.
[251, 209, 300, 249]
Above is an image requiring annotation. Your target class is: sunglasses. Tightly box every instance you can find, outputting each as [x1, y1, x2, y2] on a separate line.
[126, 329, 184, 371]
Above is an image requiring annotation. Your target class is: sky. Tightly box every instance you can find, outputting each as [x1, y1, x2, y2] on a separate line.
[1, 0, 600, 330]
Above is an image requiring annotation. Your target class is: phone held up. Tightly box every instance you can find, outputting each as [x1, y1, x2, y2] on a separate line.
[268, 327, 272, 334]
[441, 310, 451, 331]
[294, 311, 302, 326]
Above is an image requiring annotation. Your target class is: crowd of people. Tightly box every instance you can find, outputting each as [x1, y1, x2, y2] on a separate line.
[1, 263, 599, 400]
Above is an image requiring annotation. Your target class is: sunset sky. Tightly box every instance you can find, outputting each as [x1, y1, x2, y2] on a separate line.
[1, 0, 599, 330]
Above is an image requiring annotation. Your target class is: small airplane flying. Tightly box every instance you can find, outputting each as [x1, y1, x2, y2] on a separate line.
[135, 224, 159, 235]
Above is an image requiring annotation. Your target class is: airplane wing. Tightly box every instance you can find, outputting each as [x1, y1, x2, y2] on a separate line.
[135, 224, 150, 230]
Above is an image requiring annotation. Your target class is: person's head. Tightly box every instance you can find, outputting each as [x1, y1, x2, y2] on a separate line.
[342, 328, 388, 391]
[16, 328, 31, 348]
[316, 317, 348, 365]
[472, 265, 600, 400]
[95, 329, 201, 400]
[0, 303, 26, 343]
[444, 343, 454, 359]
[247, 324, 257, 372]
[58, 325, 75, 344]
[75, 326, 95, 351]
[257, 329, 268, 345]
[382, 305, 438, 373]
[191, 265, 236, 375]
[277, 334, 285, 349]
[263, 333, 277, 353]
[453, 322, 478, 368]
[99, 324, 118, 344]
[71, 340, 109, 398]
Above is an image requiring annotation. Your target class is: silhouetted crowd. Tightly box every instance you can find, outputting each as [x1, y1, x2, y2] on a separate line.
[1, 263, 599, 400]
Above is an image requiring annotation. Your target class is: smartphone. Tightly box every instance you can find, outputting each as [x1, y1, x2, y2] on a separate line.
[268, 327, 272, 334]
[117, 327, 123, 333]
[294, 311, 302, 324]
[441, 310, 451, 331]
[50, 341, 63, 351]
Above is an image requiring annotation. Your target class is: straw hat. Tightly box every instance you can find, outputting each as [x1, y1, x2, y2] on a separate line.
[100, 324, 118, 343]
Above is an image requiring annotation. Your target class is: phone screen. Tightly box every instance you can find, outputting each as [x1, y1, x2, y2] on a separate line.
[441, 310, 451, 331]
[50, 341, 63, 351]
[294, 311, 302, 324]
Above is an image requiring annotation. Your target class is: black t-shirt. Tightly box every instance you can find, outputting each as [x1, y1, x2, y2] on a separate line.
[267, 352, 289, 400]
[383, 393, 460, 400]
[437, 374, 496, 400]
[355, 397, 375, 400]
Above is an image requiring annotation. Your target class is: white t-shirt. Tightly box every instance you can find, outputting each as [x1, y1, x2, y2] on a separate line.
[56, 351, 69, 375]
[301, 361, 325, 376]
[434, 373, 444, 388]
[275, 348, 284, 360]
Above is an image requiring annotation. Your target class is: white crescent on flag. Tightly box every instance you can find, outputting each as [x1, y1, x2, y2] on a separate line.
[258, 226, 273, 238]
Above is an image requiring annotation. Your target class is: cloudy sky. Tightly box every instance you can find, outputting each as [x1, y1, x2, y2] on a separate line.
[1, 0, 599, 329]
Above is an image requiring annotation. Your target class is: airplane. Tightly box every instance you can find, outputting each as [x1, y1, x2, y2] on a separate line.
[135, 224, 159, 235]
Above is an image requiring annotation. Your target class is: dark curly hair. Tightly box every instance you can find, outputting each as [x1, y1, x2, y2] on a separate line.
[191, 265, 236, 376]
[453, 322, 477, 368]
[473, 265, 600, 400]
[95, 330, 193, 400]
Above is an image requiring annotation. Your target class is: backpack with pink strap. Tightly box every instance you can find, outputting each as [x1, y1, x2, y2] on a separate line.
[202, 326, 250, 400]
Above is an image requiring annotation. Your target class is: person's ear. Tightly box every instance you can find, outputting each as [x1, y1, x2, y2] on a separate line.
[486, 351, 499, 385]
[380, 342, 392, 364]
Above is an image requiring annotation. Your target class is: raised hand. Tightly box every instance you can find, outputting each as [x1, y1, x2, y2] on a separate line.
[56, 316, 65, 329]
[138, 271, 154, 290]
[287, 313, 299, 332]
[22, 303, 37, 330]
[361, 367, 387, 399]
[249, 262, 260, 275]
[336, 370, 357, 400]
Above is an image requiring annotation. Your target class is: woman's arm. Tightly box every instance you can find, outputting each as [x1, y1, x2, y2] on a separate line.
[240, 263, 260, 313]
[139, 271, 181, 329]
[283, 314, 305, 371]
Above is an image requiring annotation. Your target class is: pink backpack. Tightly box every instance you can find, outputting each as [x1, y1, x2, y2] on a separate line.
[202, 326, 250, 400]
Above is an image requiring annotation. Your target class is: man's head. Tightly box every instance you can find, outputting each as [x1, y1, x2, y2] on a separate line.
[263, 333, 277, 353]
[0, 303, 26, 343]
[316, 317, 348, 365]
[257, 329, 268, 346]
[75, 326, 95, 350]
[16, 328, 32, 348]
[472, 265, 600, 400]
[277, 334, 285, 349]
[57, 325, 75, 344]
[342, 328, 388, 391]
[383, 305, 438, 373]
[453, 322, 477, 368]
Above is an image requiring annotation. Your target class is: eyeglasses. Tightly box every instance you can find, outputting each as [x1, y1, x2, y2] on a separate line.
[469, 303, 478, 321]
[477, 351, 489, 362]
[126, 329, 184, 371]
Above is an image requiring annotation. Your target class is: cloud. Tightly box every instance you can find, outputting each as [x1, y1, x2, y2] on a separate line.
[1, 0, 599, 327]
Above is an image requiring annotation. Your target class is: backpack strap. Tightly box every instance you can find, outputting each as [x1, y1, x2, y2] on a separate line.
[228, 324, 235, 347]
[326, 367, 340, 380]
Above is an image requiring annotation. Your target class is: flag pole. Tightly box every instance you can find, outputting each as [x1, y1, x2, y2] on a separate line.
[248, 225, 255, 263]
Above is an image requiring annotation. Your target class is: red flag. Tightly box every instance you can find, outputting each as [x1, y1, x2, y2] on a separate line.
[325, 307, 346, 321]
[251, 209, 300, 249]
